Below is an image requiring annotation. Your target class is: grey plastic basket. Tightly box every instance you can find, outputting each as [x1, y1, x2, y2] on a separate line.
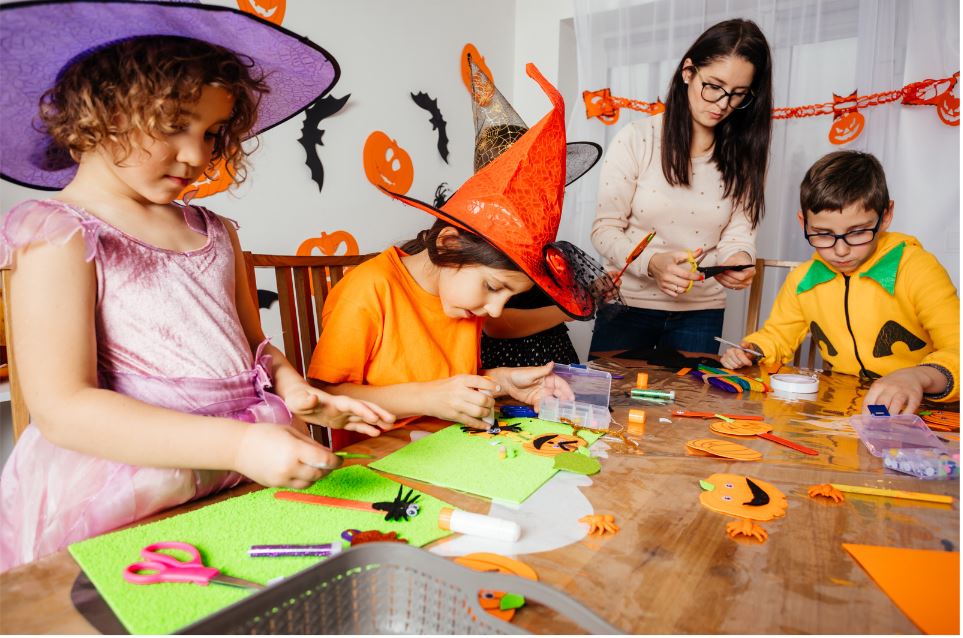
[177, 542, 622, 634]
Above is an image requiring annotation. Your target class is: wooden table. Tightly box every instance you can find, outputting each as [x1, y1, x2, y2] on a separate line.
[1, 357, 958, 634]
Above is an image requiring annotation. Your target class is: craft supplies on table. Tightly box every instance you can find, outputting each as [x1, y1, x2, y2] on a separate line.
[248, 543, 343, 558]
[829, 483, 954, 504]
[883, 448, 960, 479]
[708, 419, 819, 456]
[849, 413, 947, 457]
[539, 395, 611, 429]
[550, 362, 612, 407]
[630, 388, 675, 401]
[769, 373, 819, 394]
[124, 541, 264, 590]
[713, 336, 763, 357]
[438, 508, 522, 542]
[672, 410, 764, 420]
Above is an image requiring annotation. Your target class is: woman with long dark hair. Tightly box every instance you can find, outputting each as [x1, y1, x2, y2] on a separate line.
[590, 19, 773, 354]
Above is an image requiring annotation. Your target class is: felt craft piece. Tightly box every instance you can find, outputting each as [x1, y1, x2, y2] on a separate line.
[178, 157, 236, 200]
[699, 474, 787, 543]
[236, 0, 285, 25]
[686, 438, 762, 461]
[297, 93, 350, 193]
[553, 450, 601, 475]
[842, 544, 959, 634]
[453, 552, 538, 623]
[709, 420, 819, 456]
[369, 419, 601, 504]
[362, 131, 414, 195]
[579, 514, 619, 537]
[349, 530, 407, 545]
[523, 432, 589, 458]
[67, 466, 453, 635]
[411, 91, 450, 163]
[807, 484, 845, 503]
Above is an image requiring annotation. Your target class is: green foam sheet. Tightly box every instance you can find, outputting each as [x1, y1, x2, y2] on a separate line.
[68, 465, 453, 634]
[369, 418, 602, 504]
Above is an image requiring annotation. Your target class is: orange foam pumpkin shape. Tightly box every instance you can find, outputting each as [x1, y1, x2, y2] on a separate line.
[523, 433, 587, 458]
[699, 473, 788, 521]
[685, 438, 762, 461]
[460, 43, 494, 97]
[236, 0, 286, 25]
[454, 553, 537, 623]
[363, 131, 414, 195]
[296, 230, 359, 257]
[178, 157, 236, 200]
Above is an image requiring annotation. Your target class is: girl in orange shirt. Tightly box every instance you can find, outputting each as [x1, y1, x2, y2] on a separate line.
[309, 57, 615, 446]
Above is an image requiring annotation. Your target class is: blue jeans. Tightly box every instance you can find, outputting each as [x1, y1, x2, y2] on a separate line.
[589, 306, 725, 355]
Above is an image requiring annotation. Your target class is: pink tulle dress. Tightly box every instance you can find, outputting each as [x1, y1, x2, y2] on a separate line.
[0, 199, 292, 571]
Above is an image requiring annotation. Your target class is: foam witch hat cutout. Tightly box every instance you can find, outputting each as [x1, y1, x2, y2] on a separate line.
[0, 0, 340, 190]
[382, 62, 615, 319]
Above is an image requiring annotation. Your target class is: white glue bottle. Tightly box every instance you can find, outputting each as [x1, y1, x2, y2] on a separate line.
[438, 508, 522, 542]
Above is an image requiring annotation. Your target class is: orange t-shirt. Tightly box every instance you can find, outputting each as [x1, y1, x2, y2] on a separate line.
[307, 247, 484, 428]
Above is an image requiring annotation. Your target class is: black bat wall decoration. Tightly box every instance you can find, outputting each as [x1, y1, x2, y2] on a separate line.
[298, 93, 351, 193]
[411, 91, 450, 163]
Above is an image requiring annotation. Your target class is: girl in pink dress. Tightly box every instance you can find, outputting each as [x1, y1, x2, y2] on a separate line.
[0, 1, 393, 570]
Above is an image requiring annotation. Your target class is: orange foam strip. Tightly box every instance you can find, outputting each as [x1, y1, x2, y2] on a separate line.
[274, 491, 377, 513]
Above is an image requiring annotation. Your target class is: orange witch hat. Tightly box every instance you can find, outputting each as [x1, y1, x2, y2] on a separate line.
[381, 62, 608, 319]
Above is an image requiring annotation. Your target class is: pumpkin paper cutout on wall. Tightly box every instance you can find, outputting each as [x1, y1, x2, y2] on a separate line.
[296, 230, 360, 295]
[178, 157, 236, 200]
[460, 43, 493, 94]
[362, 131, 414, 195]
[829, 91, 864, 145]
[699, 473, 788, 542]
[298, 94, 350, 193]
[902, 71, 960, 126]
[236, 0, 285, 25]
[411, 92, 450, 163]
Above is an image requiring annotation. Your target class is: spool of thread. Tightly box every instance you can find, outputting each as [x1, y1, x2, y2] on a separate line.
[630, 388, 675, 401]
[438, 508, 521, 542]
[769, 374, 819, 394]
[249, 543, 343, 558]
[635, 372, 649, 389]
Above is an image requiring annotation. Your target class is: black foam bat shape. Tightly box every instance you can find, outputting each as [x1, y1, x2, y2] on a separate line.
[257, 289, 279, 310]
[411, 91, 450, 163]
[298, 93, 350, 193]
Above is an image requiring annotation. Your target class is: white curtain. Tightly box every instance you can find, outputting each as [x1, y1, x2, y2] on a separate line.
[566, 0, 959, 352]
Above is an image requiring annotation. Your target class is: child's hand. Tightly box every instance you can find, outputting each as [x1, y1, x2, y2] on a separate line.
[497, 362, 576, 410]
[647, 250, 703, 297]
[862, 366, 949, 415]
[720, 342, 757, 369]
[234, 423, 342, 489]
[286, 387, 395, 437]
[423, 374, 500, 429]
[715, 252, 756, 290]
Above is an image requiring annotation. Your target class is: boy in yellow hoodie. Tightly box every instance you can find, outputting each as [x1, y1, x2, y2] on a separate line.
[721, 151, 959, 414]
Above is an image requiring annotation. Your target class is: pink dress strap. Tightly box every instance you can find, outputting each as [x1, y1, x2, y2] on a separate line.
[0, 199, 102, 268]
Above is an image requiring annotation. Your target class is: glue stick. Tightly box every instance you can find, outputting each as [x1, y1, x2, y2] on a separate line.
[438, 508, 521, 542]
[480, 376, 497, 425]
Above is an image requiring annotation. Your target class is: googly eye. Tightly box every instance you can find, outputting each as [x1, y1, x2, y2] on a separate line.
[725, 483, 734, 488]
[405, 504, 420, 517]
[723, 495, 732, 501]
[481, 591, 496, 599]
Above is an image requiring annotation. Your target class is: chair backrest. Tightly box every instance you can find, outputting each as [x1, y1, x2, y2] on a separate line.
[1, 269, 30, 441]
[243, 252, 377, 377]
[744, 258, 818, 369]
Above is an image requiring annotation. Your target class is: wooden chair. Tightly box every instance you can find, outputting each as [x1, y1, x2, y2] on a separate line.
[242, 252, 377, 444]
[1, 269, 30, 441]
[744, 258, 819, 369]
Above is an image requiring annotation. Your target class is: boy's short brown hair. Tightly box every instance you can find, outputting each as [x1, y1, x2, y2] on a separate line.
[38, 35, 269, 183]
[800, 151, 890, 217]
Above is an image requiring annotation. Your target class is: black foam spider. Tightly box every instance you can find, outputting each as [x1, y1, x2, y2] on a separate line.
[460, 423, 524, 436]
[372, 486, 421, 522]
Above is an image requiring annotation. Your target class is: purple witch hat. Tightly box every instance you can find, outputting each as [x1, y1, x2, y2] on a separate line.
[0, 0, 341, 190]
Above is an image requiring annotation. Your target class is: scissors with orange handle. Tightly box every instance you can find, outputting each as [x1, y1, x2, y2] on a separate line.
[123, 541, 265, 590]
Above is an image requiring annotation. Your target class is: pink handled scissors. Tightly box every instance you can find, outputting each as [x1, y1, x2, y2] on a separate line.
[123, 541, 264, 590]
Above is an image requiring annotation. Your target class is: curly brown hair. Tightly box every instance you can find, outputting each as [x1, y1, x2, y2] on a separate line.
[38, 35, 269, 184]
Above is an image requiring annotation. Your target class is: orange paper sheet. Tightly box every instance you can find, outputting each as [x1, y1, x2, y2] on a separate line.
[842, 543, 959, 634]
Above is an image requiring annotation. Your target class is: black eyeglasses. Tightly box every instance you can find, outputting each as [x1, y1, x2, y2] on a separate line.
[688, 66, 754, 110]
[804, 213, 884, 248]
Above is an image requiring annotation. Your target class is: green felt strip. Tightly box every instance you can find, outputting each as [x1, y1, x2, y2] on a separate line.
[553, 451, 601, 475]
[369, 418, 601, 504]
[68, 466, 452, 635]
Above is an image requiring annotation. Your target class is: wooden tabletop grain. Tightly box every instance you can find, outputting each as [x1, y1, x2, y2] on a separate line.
[1, 357, 958, 634]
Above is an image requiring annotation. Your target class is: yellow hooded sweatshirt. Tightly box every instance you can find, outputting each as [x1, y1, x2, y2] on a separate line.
[746, 232, 959, 402]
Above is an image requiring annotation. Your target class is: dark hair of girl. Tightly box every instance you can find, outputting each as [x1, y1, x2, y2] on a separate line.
[661, 19, 773, 228]
[400, 219, 521, 271]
